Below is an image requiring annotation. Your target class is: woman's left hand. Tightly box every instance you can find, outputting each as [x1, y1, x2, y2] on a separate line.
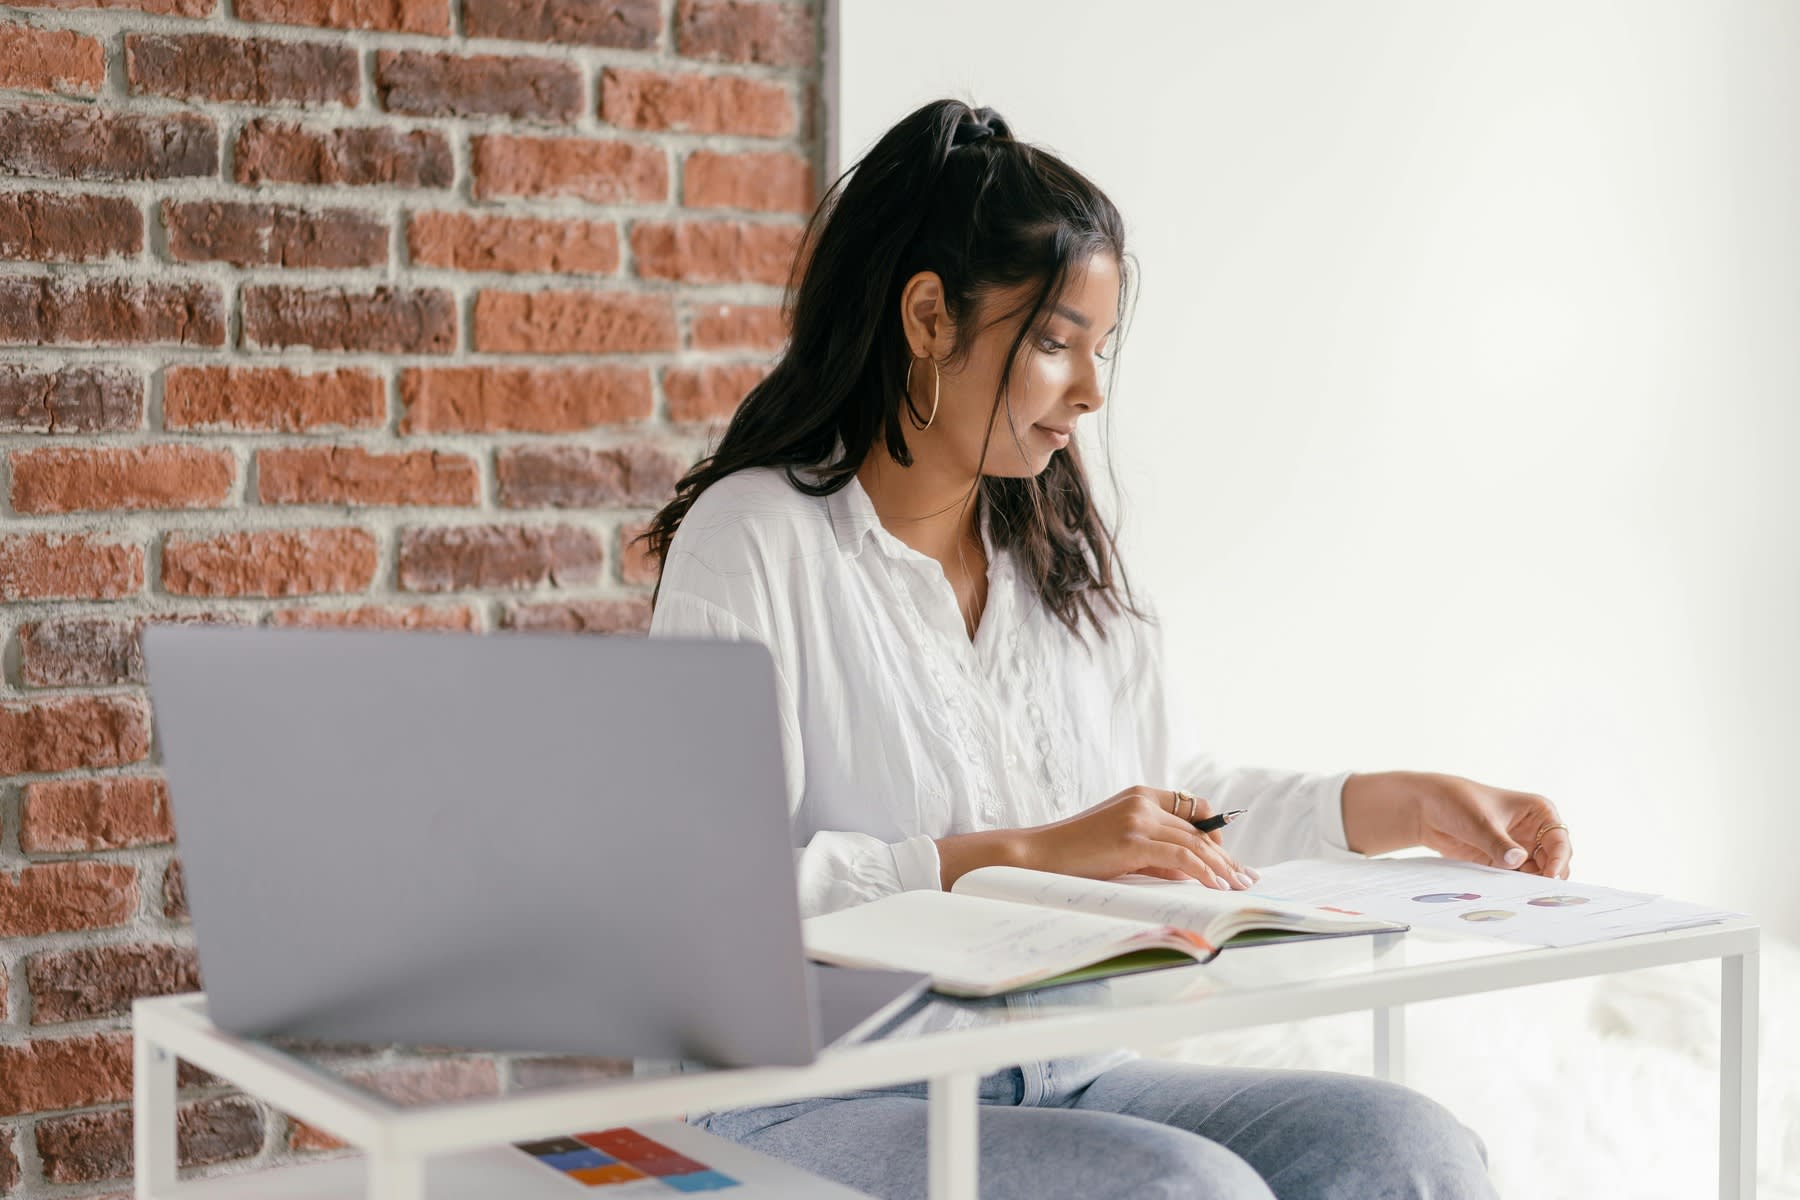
[1411, 773, 1572, 879]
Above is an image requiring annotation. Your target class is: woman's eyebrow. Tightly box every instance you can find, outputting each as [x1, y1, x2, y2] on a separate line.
[1051, 304, 1117, 337]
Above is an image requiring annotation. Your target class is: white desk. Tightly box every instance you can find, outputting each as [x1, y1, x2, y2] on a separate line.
[133, 918, 1760, 1200]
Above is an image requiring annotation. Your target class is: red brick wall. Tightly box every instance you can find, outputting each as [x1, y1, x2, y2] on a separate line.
[0, 0, 815, 1191]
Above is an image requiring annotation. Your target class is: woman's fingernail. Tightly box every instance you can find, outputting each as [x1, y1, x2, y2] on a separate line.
[1235, 871, 1254, 889]
[1503, 848, 1527, 867]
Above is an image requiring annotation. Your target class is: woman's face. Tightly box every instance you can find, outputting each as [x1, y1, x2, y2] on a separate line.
[900, 252, 1120, 480]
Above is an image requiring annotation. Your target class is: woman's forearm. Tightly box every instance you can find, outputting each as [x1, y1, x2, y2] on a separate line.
[1340, 771, 1426, 856]
[935, 829, 1032, 889]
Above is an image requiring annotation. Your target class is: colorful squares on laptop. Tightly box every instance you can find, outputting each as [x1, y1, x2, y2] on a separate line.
[541, 1148, 619, 1171]
[515, 1136, 652, 1188]
[517, 1128, 739, 1191]
[568, 1161, 654, 1186]
[660, 1170, 740, 1192]
[578, 1128, 708, 1177]
[574, 1129, 739, 1190]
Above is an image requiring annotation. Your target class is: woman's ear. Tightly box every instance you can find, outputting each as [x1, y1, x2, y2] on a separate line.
[898, 270, 952, 359]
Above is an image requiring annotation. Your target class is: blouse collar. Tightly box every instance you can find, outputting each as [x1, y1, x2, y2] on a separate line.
[820, 440, 1004, 573]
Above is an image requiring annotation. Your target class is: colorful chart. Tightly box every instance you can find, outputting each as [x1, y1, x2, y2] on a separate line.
[1527, 895, 1590, 908]
[1412, 892, 1481, 903]
[514, 1129, 740, 1191]
[1459, 909, 1516, 922]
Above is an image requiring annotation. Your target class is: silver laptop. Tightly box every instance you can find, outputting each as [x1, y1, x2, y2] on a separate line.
[141, 625, 928, 1068]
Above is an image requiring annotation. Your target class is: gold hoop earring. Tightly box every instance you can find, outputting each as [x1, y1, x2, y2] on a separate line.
[905, 355, 940, 431]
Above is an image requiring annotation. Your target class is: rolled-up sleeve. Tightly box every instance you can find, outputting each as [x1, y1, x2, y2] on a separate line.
[650, 582, 942, 916]
[794, 828, 942, 916]
[1126, 611, 1362, 867]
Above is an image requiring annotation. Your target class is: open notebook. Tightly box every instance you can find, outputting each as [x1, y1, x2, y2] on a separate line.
[803, 865, 1407, 998]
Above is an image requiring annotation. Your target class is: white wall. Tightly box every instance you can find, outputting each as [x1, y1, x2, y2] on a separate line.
[833, 0, 1800, 938]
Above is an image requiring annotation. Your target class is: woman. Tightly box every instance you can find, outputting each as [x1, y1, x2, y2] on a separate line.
[637, 99, 1571, 1200]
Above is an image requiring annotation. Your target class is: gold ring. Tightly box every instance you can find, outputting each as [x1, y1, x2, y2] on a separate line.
[1532, 821, 1569, 852]
[1173, 791, 1197, 821]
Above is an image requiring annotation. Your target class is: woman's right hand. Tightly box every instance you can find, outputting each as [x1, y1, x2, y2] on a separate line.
[1022, 786, 1259, 890]
[936, 786, 1260, 891]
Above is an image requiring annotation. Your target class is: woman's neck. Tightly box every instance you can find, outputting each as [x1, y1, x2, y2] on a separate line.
[855, 444, 982, 564]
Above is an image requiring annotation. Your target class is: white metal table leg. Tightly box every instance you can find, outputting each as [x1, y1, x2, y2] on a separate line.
[368, 1152, 427, 1200]
[1366, 928, 1407, 1084]
[1720, 947, 1758, 1200]
[133, 1031, 179, 1198]
[1373, 1006, 1405, 1083]
[928, 1070, 979, 1200]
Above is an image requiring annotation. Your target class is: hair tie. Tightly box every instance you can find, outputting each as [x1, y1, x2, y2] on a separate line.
[953, 121, 995, 147]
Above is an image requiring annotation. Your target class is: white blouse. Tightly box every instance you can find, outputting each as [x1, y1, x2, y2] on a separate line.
[646, 459, 1361, 920]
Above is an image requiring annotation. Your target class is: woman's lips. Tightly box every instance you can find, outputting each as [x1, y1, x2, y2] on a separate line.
[1035, 424, 1071, 449]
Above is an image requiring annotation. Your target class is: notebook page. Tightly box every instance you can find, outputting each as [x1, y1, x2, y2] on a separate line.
[952, 866, 1386, 937]
[802, 890, 1196, 996]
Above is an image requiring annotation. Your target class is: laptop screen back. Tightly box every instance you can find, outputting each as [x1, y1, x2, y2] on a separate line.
[143, 625, 819, 1067]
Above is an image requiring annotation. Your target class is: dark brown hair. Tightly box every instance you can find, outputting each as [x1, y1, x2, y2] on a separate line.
[636, 98, 1145, 641]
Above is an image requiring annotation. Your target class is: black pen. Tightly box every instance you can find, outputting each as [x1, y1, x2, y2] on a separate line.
[1191, 808, 1246, 835]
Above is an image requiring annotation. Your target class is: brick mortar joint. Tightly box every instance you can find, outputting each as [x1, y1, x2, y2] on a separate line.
[0, 258, 808, 285]
[0, 195, 817, 244]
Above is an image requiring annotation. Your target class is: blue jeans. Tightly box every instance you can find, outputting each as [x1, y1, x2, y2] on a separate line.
[693, 1054, 1497, 1199]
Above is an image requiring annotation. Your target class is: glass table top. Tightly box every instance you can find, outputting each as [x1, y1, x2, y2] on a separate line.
[233, 924, 1543, 1107]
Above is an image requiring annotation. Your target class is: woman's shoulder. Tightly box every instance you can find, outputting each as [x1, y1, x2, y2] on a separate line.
[1076, 595, 1162, 682]
[666, 464, 836, 567]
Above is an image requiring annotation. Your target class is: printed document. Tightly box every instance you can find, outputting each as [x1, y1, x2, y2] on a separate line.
[1245, 856, 1744, 947]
